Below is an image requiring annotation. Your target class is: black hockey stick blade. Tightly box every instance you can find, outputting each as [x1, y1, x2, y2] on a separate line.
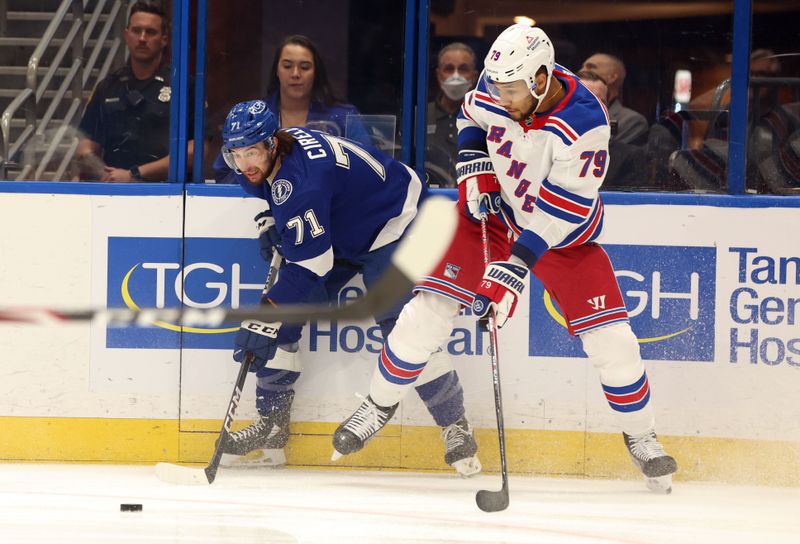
[476, 482, 509, 512]
[0, 196, 457, 327]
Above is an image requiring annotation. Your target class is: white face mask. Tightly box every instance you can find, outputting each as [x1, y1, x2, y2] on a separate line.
[441, 72, 472, 101]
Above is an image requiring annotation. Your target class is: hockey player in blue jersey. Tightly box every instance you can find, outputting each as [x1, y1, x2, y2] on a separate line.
[333, 24, 677, 493]
[218, 99, 481, 476]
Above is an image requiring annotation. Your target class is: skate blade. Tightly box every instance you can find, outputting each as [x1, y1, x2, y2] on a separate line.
[452, 456, 482, 477]
[331, 449, 343, 462]
[219, 448, 286, 468]
[645, 474, 673, 494]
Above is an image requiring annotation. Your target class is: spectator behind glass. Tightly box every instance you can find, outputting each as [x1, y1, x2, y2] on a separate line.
[214, 35, 371, 183]
[76, 1, 207, 182]
[577, 69, 649, 188]
[581, 53, 649, 145]
[425, 42, 478, 187]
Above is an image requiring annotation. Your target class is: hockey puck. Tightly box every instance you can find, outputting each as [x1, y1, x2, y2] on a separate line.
[120, 503, 143, 512]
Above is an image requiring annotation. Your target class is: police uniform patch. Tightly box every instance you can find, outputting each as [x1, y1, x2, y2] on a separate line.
[271, 179, 293, 205]
[158, 86, 171, 102]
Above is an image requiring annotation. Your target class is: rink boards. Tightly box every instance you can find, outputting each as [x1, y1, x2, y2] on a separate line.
[0, 184, 798, 485]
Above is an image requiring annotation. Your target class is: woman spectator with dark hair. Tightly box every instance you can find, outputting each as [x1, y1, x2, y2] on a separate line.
[214, 34, 370, 183]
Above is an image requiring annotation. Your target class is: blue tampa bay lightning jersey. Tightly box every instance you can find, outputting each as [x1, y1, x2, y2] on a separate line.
[238, 127, 426, 306]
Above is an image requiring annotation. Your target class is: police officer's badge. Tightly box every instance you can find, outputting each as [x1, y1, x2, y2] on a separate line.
[271, 179, 293, 205]
[158, 86, 171, 102]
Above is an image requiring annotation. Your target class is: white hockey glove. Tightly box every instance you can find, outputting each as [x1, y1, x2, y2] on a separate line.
[472, 261, 528, 328]
[456, 153, 502, 221]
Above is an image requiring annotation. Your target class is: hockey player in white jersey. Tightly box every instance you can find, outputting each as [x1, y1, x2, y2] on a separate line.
[333, 24, 677, 493]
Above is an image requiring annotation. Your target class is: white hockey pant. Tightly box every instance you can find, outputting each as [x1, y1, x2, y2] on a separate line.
[370, 291, 461, 407]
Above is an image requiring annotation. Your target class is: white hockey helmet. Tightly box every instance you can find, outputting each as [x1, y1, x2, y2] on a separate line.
[483, 24, 555, 108]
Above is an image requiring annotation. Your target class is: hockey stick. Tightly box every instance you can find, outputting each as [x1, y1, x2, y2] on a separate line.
[0, 196, 456, 329]
[155, 252, 282, 485]
[155, 353, 253, 485]
[474, 208, 510, 513]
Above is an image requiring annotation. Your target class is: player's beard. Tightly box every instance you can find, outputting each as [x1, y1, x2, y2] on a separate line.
[507, 97, 538, 122]
[244, 168, 265, 184]
[243, 154, 276, 185]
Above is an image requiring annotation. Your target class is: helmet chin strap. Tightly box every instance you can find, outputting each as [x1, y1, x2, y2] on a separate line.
[531, 71, 554, 114]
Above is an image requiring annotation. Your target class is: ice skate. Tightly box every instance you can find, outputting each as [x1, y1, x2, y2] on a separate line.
[331, 394, 398, 460]
[219, 392, 293, 468]
[442, 416, 481, 477]
[623, 431, 678, 494]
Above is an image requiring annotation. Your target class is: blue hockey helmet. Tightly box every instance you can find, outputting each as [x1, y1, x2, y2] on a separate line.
[221, 100, 278, 172]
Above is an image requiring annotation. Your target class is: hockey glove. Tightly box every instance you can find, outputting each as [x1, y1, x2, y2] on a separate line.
[254, 209, 281, 261]
[233, 319, 281, 371]
[456, 153, 502, 221]
[472, 261, 528, 329]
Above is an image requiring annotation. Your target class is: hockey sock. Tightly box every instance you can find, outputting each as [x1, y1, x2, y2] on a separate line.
[369, 292, 460, 407]
[414, 370, 465, 427]
[371, 337, 426, 406]
[600, 371, 655, 435]
[256, 368, 300, 415]
[581, 322, 655, 435]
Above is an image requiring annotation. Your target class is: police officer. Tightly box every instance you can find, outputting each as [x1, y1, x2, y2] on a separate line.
[76, 1, 205, 182]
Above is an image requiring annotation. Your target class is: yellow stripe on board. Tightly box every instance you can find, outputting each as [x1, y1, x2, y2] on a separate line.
[1, 417, 798, 486]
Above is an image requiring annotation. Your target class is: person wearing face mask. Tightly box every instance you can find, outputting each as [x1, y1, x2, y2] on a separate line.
[425, 43, 478, 187]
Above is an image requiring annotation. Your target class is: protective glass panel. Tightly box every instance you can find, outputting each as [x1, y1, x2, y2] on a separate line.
[184, 0, 409, 429]
[202, 0, 407, 182]
[0, 1, 167, 181]
[747, 1, 800, 194]
[426, 0, 738, 192]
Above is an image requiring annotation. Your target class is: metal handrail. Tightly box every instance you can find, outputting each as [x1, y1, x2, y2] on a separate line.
[1, 88, 34, 165]
[1, 0, 78, 177]
[82, 0, 106, 46]
[35, 18, 83, 103]
[98, 38, 123, 83]
[34, 99, 81, 180]
[38, 58, 82, 132]
[83, 0, 125, 87]
[1, 0, 128, 180]
[25, 1, 78, 101]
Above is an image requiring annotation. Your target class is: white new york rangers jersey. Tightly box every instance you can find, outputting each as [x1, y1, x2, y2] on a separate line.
[457, 64, 611, 257]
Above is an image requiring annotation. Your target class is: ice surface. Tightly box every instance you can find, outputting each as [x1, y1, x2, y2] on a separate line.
[0, 463, 797, 543]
